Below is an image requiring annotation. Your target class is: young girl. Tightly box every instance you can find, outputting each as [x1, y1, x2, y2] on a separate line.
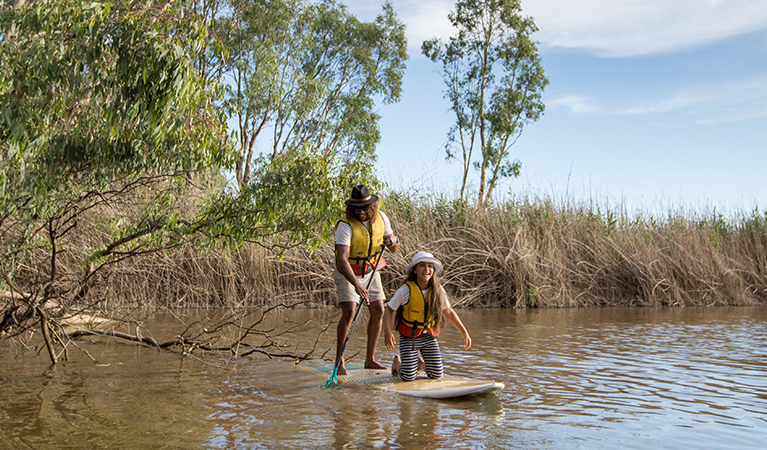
[383, 252, 472, 381]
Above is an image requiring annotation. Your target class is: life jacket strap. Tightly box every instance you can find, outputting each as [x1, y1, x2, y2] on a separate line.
[348, 249, 383, 265]
[348, 250, 384, 275]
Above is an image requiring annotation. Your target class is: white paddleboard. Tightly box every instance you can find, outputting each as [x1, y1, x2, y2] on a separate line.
[373, 375, 504, 399]
[309, 363, 504, 399]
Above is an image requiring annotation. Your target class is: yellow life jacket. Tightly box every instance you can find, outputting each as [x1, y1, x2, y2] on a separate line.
[336, 212, 386, 276]
[397, 281, 438, 338]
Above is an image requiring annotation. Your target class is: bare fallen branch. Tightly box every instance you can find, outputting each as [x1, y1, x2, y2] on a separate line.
[66, 327, 317, 360]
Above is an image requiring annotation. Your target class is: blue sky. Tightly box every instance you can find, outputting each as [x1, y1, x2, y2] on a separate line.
[344, 0, 767, 216]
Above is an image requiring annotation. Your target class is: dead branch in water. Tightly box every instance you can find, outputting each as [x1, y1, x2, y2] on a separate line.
[67, 328, 306, 359]
[62, 302, 335, 362]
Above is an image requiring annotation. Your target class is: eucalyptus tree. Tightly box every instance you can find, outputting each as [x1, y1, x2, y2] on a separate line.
[216, 0, 407, 190]
[0, 0, 236, 361]
[0, 0, 378, 362]
[0, 0, 407, 364]
[422, 0, 548, 205]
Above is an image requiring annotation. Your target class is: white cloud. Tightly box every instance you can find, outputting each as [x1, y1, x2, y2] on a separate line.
[620, 77, 767, 115]
[344, 0, 454, 50]
[546, 76, 767, 125]
[346, 0, 767, 57]
[524, 0, 767, 57]
[398, 0, 455, 45]
[549, 95, 602, 113]
[620, 92, 709, 115]
[696, 109, 767, 125]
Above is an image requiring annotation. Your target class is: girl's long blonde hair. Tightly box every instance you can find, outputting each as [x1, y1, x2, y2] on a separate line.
[394, 266, 446, 333]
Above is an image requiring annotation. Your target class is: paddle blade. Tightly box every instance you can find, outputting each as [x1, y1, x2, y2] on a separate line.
[324, 367, 339, 389]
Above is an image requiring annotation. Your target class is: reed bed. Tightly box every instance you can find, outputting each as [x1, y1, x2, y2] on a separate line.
[382, 192, 767, 307]
[8, 190, 767, 310]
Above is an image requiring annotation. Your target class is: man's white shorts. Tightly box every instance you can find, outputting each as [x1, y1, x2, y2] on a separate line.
[334, 269, 386, 304]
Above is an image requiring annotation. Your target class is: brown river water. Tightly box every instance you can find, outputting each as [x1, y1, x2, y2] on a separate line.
[1, 306, 766, 449]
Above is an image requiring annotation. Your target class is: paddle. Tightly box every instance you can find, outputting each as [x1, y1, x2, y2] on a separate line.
[324, 245, 386, 388]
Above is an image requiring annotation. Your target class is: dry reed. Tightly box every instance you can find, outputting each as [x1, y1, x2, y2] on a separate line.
[7, 190, 767, 310]
[381, 192, 767, 307]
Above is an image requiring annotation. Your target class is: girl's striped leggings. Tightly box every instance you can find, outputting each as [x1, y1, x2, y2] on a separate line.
[398, 332, 443, 381]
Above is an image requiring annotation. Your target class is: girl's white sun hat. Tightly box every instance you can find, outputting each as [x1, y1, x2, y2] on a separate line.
[406, 252, 443, 275]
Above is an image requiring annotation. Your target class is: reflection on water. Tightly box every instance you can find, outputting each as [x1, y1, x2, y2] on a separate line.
[1, 306, 766, 449]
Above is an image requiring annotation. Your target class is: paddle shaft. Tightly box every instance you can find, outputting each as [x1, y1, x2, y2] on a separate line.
[332, 246, 386, 370]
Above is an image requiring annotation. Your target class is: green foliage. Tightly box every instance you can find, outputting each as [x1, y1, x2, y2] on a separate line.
[1, 1, 229, 235]
[1, 0, 230, 181]
[695, 211, 732, 249]
[0, 1, 229, 316]
[0, 1, 405, 320]
[0, 0, 406, 359]
[526, 287, 537, 308]
[197, 149, 347, 252]
[212, 0, 408, 188]
[422, 0, 548, 205]
[744, 209, 767, 242]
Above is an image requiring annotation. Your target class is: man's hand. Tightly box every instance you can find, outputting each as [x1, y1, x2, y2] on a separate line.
[354, 281, 370, 305]
[383, 234, 399, 252]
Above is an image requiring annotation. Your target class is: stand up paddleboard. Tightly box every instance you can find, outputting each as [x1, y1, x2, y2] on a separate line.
[306, 363, 504, 399]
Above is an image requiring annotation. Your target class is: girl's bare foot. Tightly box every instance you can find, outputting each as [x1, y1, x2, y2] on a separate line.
[337, 362, 348, 376]
[391, 355, 401, 376]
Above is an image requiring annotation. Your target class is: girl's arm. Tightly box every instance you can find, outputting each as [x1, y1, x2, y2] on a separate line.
[383, 307, 396, 350]
[444, 307, 472, 350]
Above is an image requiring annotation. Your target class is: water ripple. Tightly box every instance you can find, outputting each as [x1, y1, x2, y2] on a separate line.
[2, 307, 766, 449]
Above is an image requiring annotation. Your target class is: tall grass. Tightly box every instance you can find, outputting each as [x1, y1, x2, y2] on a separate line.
[382, 191, 767, 307]
[99, 243, 336, 308]
[10, 191, 767, 309]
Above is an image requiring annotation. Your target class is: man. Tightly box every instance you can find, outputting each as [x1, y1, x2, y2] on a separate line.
[334, 184, 400, 375]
